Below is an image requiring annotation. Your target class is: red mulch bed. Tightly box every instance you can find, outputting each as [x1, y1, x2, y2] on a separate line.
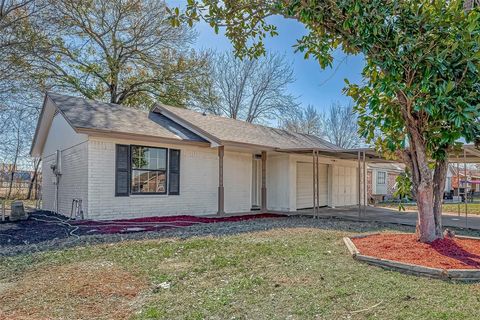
[352, 233, 480, 270]
[70, 213, 284, 235]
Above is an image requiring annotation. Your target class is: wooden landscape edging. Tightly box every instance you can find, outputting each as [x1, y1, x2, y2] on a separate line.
[343, 234, 480, 282]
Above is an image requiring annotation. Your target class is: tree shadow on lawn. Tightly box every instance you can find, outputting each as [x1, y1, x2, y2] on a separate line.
[1, 210, 480, 257]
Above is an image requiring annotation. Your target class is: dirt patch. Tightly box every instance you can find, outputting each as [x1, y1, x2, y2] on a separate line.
[352, 233, 480, 270]
[0, 260, 147, 320]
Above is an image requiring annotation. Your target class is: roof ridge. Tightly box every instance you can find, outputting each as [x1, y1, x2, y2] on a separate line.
[47, 92, 150, 113]
[155, 103, 338, 147]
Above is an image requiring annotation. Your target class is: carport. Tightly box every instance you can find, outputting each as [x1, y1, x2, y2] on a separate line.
[277, 145, 480, 228]
[276, 147, 391, 218]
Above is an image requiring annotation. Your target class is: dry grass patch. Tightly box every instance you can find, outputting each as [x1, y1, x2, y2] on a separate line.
[2, 221, 480, 319]
[0, 260, 147, 320]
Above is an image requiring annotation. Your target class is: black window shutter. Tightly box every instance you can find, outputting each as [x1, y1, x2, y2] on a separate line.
[168, 149, 180, 195]
[115, 144, 130, 196]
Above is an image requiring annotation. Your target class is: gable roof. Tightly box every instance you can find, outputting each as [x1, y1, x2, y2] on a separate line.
[30, 93, 208, 156]
[32, 92, 341, 156]
[47, 93, 207, 142]
[154, 104, 341, 150]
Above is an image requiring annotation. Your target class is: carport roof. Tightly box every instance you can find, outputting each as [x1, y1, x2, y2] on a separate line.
[276, 146, 480, 164]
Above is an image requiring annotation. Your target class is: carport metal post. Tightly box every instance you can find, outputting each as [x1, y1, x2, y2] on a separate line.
[316, 150, 320, 218]
[363, 150, 367, 216]
[358, 151, 361, 218]
[312, 150, 317, 218]
[464, 149, 468, 228]
[457, 156, 460, 216]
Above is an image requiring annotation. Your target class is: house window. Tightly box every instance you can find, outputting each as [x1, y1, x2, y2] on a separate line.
[131, 146, 167, 194]
[377, 171, 386, 185]
[115, 144, 181, 196]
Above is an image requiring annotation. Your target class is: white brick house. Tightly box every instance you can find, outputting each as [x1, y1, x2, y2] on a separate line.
[31, 93, 373, 220]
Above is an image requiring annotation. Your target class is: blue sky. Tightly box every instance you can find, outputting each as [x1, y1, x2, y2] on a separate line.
[191, 15, 366, 112]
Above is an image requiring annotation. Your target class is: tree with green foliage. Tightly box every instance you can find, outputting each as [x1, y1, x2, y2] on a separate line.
[173, 0, 480, 242]
[14, 0, 210, 108]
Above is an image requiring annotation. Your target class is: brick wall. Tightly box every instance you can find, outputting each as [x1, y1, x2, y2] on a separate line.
[87, 139, 253, 220]
[387, 172, 399, 196]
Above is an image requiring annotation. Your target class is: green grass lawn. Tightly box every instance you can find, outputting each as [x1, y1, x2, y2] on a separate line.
[1, 224, 480, 319]
[379, 202, 480, 215]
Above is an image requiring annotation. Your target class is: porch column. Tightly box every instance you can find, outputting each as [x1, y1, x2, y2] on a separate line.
[218, 146, 225, 215]
[261, 151, 267, 212]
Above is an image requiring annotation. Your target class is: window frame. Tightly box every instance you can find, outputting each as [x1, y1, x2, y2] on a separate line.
[377, 171, 387, 185]
[130, 145, 168, 195]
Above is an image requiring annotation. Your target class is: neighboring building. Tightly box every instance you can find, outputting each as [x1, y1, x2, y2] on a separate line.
[31, 93, 373, 220]
[449, 166, 480, 199]
[366, 163, 404, 203]
[444, 165, 456, 195]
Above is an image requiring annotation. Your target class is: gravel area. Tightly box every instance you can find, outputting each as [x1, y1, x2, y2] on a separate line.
[2, 211, 480, 257]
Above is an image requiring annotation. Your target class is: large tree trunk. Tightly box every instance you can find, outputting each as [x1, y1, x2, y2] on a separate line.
[415, 182, 437, 242]
[397, 90, 445, 242]
[433, 158, 448, 237]
[407, 136, 441, 242]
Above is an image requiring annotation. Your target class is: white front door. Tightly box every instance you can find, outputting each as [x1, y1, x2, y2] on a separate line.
[374, 170, 388, 195]
[296, 162, 328, 209]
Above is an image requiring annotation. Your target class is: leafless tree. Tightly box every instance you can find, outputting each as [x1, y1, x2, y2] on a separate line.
[204, 52, 298, 123]
[281, 104, 321, 135]
[16, 0, 209, 108]
[0, 102, 35, 199]
[26, 156, 40, 199]
[0, 90, 39, 199]
[321, 102, 362, 149]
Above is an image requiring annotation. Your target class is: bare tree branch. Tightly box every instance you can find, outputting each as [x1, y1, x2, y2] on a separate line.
[203, 51, 298, 123]
[321, 102, 363, 149]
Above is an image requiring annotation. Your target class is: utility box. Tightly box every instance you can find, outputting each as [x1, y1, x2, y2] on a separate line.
[10, 201, 27, 221]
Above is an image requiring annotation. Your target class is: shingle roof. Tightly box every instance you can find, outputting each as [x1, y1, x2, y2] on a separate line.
[47, 93, 207, 142]
[46, 92, 341, 150]
[154, 104, 342, 150]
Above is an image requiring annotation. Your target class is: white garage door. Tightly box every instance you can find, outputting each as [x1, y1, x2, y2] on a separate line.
[296, 162, 328, 209]
[333, 166, 358, 206]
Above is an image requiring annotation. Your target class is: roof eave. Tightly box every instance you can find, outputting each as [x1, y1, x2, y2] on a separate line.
[76, 127, 211, 147]
[153, 104, 223, 147]
[29, 94, 49, 157]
